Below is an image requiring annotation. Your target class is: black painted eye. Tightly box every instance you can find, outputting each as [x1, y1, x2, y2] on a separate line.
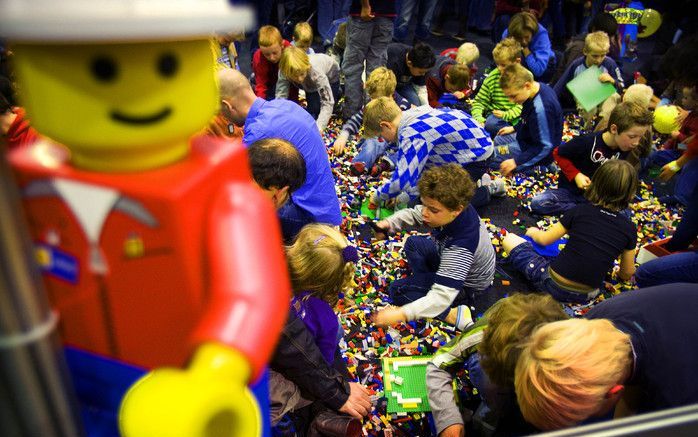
[157, 53, 178, 78]
[91, 56, 118, 82]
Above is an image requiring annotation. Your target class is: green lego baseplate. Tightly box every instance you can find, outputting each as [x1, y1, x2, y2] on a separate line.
[382, 356, 432, 413]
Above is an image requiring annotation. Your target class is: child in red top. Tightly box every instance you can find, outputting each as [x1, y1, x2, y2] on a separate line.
[251, 25, 298, 101]
[647, 85, 698, 206]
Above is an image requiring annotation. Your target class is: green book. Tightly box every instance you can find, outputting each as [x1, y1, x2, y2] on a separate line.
[565, 65, 616, 112]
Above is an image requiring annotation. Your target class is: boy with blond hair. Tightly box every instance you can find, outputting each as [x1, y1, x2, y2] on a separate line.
[332, 67, 411, 176]
[292, 21, 315, 54]
[427, 293, 567, 437]
[277, 46, 340, 132]
[252, 25, 298, 101]
[363, 97, 498, 206]
[471, 38, 523, 136]
[553, 31, 624, 113]
[515, 283, 698, 431]
[492, 63, 562, 177]
[372, 164, 496, 331]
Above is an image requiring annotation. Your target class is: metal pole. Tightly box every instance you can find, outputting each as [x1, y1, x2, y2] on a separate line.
[0, 148, 84, 437]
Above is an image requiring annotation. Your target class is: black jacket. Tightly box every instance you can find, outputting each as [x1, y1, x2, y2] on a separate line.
[270, 310, 351, 411]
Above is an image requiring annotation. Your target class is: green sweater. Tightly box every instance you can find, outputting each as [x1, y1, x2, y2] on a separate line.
[470, 69, 522, 124]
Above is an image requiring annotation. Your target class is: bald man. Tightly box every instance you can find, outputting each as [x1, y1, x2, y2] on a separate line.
[217, 69, 341, 237]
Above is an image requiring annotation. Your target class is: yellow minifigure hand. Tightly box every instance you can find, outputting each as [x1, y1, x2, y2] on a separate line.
[120, 343, 260, 437]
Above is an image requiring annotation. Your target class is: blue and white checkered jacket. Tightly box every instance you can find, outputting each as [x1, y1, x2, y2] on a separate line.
[378, 106, 493, 200]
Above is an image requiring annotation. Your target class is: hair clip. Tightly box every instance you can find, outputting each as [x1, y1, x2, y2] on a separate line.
[606, 384, 624, 398]
[342, 245, 359, 263]
[313, 235, 327, 245]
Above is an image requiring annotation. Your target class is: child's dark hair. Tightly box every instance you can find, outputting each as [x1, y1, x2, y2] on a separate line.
[584, 160, 638, 212]
[417, 164, 475, 210]
[590, 12, 618, 37]
[407, 42, 436, 69]
[248, 138, 306, 192]
[607, 101, 653, 134]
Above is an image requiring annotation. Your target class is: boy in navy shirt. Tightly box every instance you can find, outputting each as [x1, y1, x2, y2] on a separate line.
[371, 164, 496, 331]
[491, 63, 563, 177]
[530, 101, 653, 216]
[516, 283, 698, 430]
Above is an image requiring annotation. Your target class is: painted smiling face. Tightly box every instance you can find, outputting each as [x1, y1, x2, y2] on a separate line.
[12, 40, 218, 170]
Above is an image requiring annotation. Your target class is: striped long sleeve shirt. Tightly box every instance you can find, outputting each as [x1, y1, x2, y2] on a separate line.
[337, 92, 411, 143]
[384, 205, 495, 321]
[377, 106, 493, 200]
[470, 68, 522, 124]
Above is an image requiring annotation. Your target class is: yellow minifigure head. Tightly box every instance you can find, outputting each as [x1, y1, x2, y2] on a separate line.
[1, 0, 253, 172]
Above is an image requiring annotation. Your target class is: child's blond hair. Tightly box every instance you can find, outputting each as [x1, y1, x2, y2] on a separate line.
[623, 83, 654, 107]
[456, 42, 480, 66]
[492, 37, 523, 64]
[363, 96, 401, 138]
[286, 224, 356, 306]
[293, 22, 313, 50]
[515, 318, 632, 430]
[584, 31, 611, 54]
[479, 294, 568, 387]
[365, 67, 397, 99]
[500, 63, 534, 90]
[446, 64, 471, 90]
[259, 25, 283, 47]
[280, 46, 311, 81]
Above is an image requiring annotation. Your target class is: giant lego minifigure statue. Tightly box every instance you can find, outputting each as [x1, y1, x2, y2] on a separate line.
[1, 1, 289, 435]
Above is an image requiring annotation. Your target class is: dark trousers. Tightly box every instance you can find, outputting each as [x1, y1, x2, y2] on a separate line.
[388, 235, 472, 319]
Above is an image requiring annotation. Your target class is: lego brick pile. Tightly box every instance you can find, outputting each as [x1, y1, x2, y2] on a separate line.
[320, 112, 684, 435]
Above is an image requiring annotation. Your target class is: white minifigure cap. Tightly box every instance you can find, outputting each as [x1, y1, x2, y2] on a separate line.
[0, 0, 254, 42]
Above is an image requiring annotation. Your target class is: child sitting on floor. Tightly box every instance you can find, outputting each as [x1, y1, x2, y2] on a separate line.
[332, 67, 411, 176]
[530, 101, 653, 216]
[516, 283, 698, 431]
[553, 31, 624, 128]
[270, 224, 362, 433]
[286, 224, 358, 365]
[471, 37, 523, 137]
[427, 293, 568, 437]
[372, 164, 496, 330]
[503, 160, 638, 304]
[426, 56, 472, 108]
[491, 63, 563, 177]
[277, 46, 340, 132]
[363, 97, 500, 208]
[646, 85, 698, 206]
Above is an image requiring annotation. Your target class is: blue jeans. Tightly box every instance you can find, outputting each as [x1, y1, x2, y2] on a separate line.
[530, 188, 587, 216]
[484, 113, 510, 137]
[488, 134, 520, 167]
[396, 83, 422, 106]
[352, 137, 390, 167]
[388, 235, 475, 319]
[507, 242, 599, 303]
[394, 0, 439, 42]
[278, 199, 315, 244]
[317, 0, 350, 43]
[490, 134, 554, 174]
[635, 251, 698, 288]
